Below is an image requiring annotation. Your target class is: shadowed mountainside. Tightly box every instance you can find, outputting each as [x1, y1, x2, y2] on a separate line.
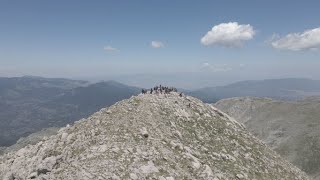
[0, 76, 140, 147]
[214, 96, 320, 179]
[0, 127, 59, 155]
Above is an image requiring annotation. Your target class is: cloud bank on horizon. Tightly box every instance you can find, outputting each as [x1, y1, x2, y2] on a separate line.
[201, 63, 232, 72]
[201, 22, 255, 48]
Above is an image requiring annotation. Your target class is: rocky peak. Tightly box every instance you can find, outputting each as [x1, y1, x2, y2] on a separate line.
[0, 93, 308, 179]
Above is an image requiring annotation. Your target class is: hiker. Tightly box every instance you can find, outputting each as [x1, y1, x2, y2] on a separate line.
[150, 88, 153, 94]
[179, 92, 183, 97]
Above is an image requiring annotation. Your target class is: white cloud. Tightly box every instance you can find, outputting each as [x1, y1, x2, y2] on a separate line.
[271, 27, 320, 51]
[201, 22, 255, 47]
[151, 41, 164, 48]
[104, 46, 119, 52]
[201, 63, 232, 72]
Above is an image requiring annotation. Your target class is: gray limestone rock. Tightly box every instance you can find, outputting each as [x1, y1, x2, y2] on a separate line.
[0, 93, 308, 179]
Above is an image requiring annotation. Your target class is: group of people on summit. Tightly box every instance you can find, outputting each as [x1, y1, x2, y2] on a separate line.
[141, 85, 181, 95]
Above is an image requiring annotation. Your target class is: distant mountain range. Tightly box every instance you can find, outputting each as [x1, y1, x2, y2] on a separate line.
[189, 78, 320, 103]
[0, 76, 140, 146]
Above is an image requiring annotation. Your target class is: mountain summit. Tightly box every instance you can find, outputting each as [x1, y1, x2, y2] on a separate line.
[0, 93, 307, 179]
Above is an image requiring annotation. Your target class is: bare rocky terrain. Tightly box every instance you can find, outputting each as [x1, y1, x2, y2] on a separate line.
[215, 97, 320, 179]
[0, 93, 308, 179]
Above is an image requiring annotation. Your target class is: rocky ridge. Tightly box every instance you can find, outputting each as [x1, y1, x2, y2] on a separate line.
[0, 93, 308, 179]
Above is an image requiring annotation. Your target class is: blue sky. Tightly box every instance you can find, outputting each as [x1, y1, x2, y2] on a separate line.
[1, 0, 320, 88]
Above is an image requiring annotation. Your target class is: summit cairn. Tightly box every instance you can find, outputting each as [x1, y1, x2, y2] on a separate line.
[0, 93, 308, 179]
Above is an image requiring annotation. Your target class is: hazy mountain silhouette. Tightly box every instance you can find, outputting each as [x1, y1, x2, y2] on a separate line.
[189, 78, 320, 103]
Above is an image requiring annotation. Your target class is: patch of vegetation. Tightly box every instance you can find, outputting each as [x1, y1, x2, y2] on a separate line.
[296, 136, 320, 174]
[274, 143, 291, 157]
